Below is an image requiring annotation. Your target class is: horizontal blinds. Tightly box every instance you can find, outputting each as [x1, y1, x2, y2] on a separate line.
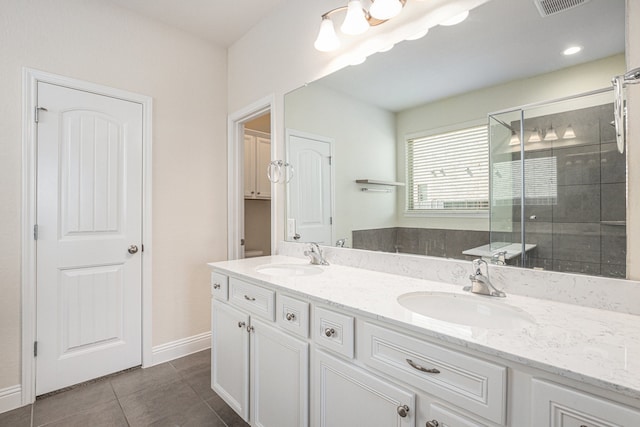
[407, 125, 489, 211]
[493, 157, 557, 206]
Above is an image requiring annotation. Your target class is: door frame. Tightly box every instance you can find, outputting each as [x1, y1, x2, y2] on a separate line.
[20, 68, 153, 404]
[227, 95, 275, 260]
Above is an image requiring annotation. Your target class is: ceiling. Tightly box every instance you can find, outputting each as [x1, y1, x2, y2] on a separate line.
[316, 0, 625, 112]
[105, 0, 287, 47]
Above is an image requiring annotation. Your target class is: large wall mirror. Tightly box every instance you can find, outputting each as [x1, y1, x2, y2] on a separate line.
[284, 0, 627, 278]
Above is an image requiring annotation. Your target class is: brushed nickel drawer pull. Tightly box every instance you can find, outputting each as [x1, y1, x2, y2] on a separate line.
[244, 295, 256, 301]
[238, 321, 246, 328]
[397, 404, 410, 417]
[286, 312, 296, 321]
[324, 328, 336, 337]
[426, 421, 440, 427]
[213, 283, 221, 289]
[406, 359, 440, 374]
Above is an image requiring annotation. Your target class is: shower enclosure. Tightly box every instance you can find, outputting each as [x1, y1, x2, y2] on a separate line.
[488, 90, 626, 278]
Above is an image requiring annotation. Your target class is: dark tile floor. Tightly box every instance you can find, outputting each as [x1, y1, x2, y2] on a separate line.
[0, 349, 249, 427]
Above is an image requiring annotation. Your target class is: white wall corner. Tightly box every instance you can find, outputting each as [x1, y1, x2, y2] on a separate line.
[0, 385, 23, 415]
[151, 332, 211, 366]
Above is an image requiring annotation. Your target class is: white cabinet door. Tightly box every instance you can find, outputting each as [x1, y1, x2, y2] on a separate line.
[532, 379, 640, 427]
[250, 318, 309, 427]
[212, 300, 250, 421]
[314, 349, 415, 427]
[244, 134, 257, 198]
[255, 136, 272, 199]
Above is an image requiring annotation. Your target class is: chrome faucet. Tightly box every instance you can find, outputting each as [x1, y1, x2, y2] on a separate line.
[304, 242, 329, 265]
[336, 238, 347, 248]
[464, 258, 505, 297]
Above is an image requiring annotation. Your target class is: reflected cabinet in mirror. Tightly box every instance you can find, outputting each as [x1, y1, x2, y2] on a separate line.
[284, 0, 627, 278]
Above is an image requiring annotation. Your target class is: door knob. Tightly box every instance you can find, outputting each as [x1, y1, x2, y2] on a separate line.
[128, 245, 139, 254]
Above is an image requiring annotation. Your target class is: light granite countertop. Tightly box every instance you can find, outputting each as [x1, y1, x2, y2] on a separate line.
[209, 255, 640, 400]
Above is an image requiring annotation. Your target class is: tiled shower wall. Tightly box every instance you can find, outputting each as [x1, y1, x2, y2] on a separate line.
[493, 104, 626, 278]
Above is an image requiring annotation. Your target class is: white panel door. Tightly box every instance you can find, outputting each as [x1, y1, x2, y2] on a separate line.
[287, 132, 332, 244]
[36, 82, 143, 395]
[255, 136, 272, 199]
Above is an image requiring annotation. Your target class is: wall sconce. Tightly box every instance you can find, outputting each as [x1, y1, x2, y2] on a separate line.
[314, 1, 469, 52]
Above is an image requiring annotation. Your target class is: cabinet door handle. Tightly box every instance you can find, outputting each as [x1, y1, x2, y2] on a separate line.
[426, 421, 439, 427]
[213, 283, 221, 289]
[324, 328, 336, 337]
[406, 359, 440, 374]
[238, 321, 246, 328]
[244, 295, 256, 301]
[285, 312, 296, 321]
[247, 325, 254, 333]
[397, 405, 410, 418]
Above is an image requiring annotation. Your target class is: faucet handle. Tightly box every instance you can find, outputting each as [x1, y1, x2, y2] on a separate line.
[472, 258, 487, 275]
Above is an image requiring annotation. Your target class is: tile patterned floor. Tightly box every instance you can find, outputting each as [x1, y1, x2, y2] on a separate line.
[0, 350, 249, 427]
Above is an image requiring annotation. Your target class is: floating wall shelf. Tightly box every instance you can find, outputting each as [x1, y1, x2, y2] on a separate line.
[355, 179, 405, 187]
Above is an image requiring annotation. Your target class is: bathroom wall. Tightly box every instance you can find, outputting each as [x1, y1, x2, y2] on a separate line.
[285, 83, 397, 244]
[0, 0, 227, 391]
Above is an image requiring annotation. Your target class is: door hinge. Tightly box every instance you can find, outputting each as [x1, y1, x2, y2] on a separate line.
[241, 238, 245, 246]
[34, 107, 48, 123]
[141, 244, 144, 252]
[328, 156, 332, 166]
[329, 216, 333, 225]
[33, 224, 39, 240]
[34, 341, 38, 357]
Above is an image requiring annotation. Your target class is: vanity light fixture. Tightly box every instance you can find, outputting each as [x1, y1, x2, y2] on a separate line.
[563, 46, 582, 55]
[369, 0, 404, 20]
[314, 0, 407, 52]
[543, 125, 558, 141]
[563, 124, 576, 139]
[314, 2, 470, 52]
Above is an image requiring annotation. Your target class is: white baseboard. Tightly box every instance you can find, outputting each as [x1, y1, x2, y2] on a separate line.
[150, 331, 211, 366]
[0, 385, 23, 415]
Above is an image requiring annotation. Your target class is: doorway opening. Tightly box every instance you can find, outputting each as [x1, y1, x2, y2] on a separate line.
[243, 113, 272, 258]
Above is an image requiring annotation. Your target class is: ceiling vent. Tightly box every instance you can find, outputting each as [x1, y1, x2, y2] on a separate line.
[534, 0, 591, 17]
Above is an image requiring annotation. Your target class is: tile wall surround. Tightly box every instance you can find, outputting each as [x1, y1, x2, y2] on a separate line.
[278, 241, 640, 315]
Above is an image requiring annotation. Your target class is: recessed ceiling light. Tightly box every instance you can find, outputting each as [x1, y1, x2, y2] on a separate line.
[563, 46, 582, 56]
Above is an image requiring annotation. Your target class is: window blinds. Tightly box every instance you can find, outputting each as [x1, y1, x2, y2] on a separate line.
[406, 125, 489, 211]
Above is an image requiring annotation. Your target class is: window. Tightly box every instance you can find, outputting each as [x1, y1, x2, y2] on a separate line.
[406, 125, 489, 212]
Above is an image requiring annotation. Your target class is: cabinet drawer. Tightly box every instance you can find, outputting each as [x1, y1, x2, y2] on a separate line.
[211, 272, 229, 301]
[313, 306, 355, 359]
[276, 294, 309, 338]
[428, 403, 490, 427]
[229, 278, 275, 321]
[531, 379, 640, 427]
[360, 322, 506, 425]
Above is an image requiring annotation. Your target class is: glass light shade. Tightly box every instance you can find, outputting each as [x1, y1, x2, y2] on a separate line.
[440, 10, 469, 26]
[529, 129, 541, 143]
[314, 18, 341, 52]
[509, 131, 520, 146]
[341, 1, 369, 35]
[369, 0, 403, 20]
[544, 126, 558, 141]
[563, 124, 576, 139]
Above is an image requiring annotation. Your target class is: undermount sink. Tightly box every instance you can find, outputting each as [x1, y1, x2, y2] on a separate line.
[397, 292, 536, 329]
[255, 263, 323, 277]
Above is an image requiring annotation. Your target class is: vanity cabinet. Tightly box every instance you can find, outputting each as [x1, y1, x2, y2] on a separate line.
[244, 132, 271, 199]
[211, 277, 308, 427]
[314, 349, 416, 427]
[531, 379, 640, 427]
